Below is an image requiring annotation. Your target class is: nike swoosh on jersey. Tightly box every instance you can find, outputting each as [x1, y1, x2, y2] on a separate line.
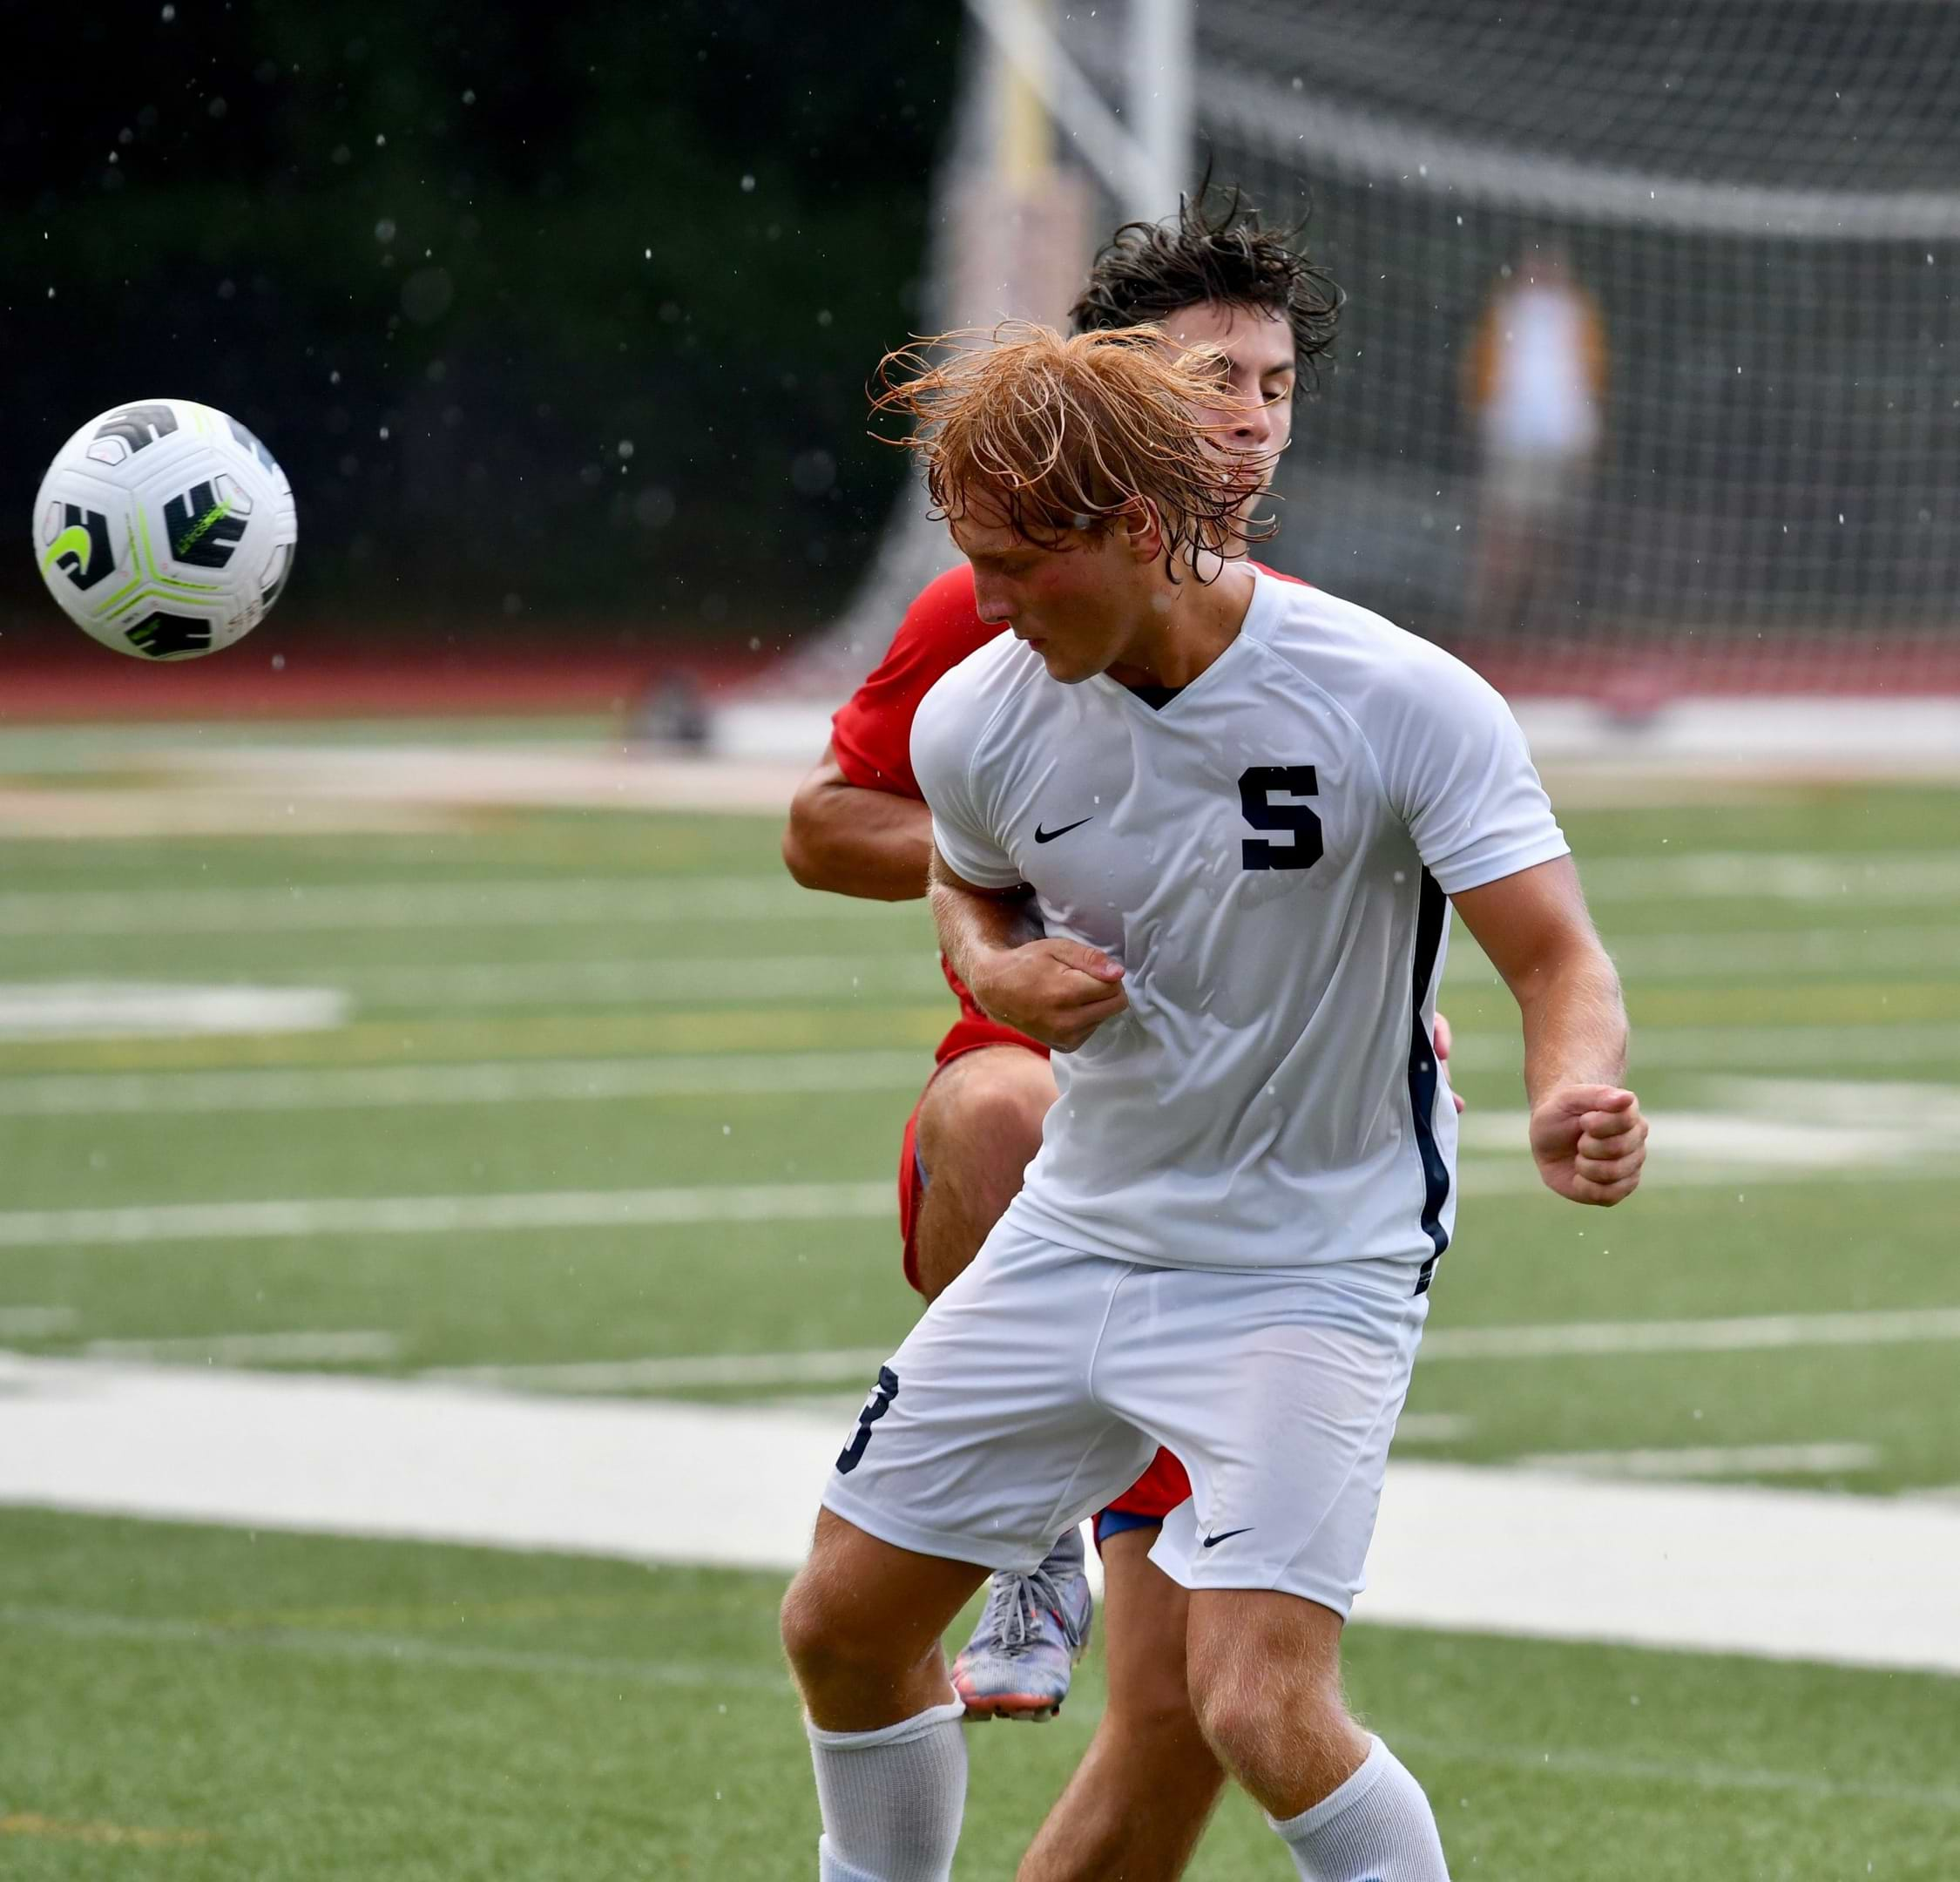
[1200, 1527, 1254, 1548]
[1033, 816, 1094, 844]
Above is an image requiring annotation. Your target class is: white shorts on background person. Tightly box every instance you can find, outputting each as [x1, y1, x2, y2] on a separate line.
[821, 1216, 1428, 1617]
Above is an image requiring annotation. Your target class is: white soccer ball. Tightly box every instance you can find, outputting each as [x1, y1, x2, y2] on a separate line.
[32, 397, 297, 660]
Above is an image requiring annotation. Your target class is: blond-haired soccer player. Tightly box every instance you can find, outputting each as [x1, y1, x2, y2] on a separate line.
[781, 327, 1646, 1881]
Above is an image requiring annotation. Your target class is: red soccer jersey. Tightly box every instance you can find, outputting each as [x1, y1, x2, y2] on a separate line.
[830, 564, 1002, 800]
[830, 560, 1306, 1058]
[830, 565, 1024, 1053]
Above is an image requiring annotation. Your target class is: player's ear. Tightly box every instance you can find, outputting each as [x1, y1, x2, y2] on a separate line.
[1118, 499, 1164, 565]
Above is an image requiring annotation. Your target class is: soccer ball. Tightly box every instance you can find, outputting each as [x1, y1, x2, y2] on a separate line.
[32, 398, 297, 660]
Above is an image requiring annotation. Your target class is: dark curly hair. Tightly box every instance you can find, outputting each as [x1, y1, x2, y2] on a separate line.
[1068, 182, 1342, 395]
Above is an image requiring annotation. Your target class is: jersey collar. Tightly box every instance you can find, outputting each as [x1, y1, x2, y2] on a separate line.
[1087, 562, 1281, 719]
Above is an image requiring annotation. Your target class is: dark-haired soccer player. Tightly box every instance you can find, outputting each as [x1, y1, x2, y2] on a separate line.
[781, 322, 1645, 1882]
[787, 193, 1416, 1879]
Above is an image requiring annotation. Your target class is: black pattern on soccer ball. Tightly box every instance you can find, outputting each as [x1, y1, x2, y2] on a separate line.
[91, 404, 179, 456]
[124, 612, 213, 658]
[164, 481, 248, 568]
[46, 505, 113, 590]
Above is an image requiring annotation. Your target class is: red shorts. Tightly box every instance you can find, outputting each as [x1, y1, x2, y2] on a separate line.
[898, 1016, 1045, 1296]
[1099, 1444, 1193, 1527]
[896, 1020, 1192, 1530]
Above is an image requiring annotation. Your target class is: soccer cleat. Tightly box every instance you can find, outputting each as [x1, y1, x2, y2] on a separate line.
[950, 1526, 1094, 1722]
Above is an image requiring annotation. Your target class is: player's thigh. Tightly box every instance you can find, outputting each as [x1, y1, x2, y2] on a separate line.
[822, 1225, 1156, 1576]
[1098, 1527, 1201, 1730]
[1105, 1263, 1427, 1617]
[913, 1045, 1057, 1200]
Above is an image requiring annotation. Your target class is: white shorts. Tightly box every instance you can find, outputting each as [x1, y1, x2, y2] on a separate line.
[821, 1222, 1428, 1617]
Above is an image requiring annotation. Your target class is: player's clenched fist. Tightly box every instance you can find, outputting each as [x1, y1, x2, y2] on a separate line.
[968, 938, 1128, 1053]
[1529, 1085, 1647, 1205]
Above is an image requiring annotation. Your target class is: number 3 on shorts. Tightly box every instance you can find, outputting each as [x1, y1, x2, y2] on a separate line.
[835, 1365, 899, 1473]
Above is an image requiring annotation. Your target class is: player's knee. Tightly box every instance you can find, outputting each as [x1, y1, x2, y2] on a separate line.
[778, 1560, 875, 1693]
[1188, 1655, 1348, 1779]
[778, 1567, 831, 1682]
[1187, 1666, 1266, 1771]
[920, 1059, 1051, 1179]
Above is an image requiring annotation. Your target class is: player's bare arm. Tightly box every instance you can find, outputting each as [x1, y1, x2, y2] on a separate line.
[783, 741, 934, 901]
[928, 847, 1127, 1052]
[1451, 855, 1647, 1206]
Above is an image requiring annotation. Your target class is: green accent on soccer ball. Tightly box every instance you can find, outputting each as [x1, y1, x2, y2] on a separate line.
[173, 497, 233, 558]
[101, 585, 168, 622]
[91, 522, 150, 615]
[40, 524, 97, 576]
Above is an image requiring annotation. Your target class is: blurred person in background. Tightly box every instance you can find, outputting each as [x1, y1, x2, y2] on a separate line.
[1462, 245, 1608, 641]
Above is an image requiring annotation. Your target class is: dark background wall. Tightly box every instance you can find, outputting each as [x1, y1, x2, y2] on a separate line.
[3, 1, 960, 653]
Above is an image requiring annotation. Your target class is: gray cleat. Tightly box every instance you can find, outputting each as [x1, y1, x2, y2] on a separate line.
[950, 1526, 1094, 1721]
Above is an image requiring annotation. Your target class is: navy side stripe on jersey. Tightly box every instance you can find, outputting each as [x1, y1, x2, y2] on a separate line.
[1408, 869, 1451, 1294]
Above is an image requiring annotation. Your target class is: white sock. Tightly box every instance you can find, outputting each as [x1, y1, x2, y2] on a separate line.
[807, 1699, 967, 1882]
[1267, 1736, 1450, 1880]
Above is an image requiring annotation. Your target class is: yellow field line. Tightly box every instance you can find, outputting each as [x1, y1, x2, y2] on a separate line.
[0, 1811, 213, 1847]
[0, 1005, 952, 1075]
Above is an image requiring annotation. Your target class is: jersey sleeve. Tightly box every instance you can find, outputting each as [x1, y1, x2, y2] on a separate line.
[909, 670, 1024, 890]
[1376, 651, 1570, 895]
[828, 565, 997, 798]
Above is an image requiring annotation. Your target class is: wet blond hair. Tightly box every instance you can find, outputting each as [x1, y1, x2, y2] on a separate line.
[870, 322, 1272, 569]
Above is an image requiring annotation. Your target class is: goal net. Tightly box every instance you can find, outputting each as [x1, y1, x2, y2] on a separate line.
[734, 0, 1960, 748]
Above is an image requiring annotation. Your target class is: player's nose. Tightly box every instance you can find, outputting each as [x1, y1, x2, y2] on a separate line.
[971, 582, 1015, 625]
[1230, 394, 1276, 447]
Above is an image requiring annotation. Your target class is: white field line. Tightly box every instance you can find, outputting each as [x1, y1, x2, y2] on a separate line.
[0, 1044, 1952, 1127]
[1709, 1076, 1960, 1129]
[0, 849, 1951, 940]
[0, 1156, 1942, 1254]
[1580, 851, 1960, 902]
[1446, 922, 1960, 984]
[1455, 1157, 1919, 1198]
[1, 1356, 1957, 1676]
[0, 984, 348, 1041]
[0, 1605, 788, 1693]
[422, 1346, 899, 1393]
[5, 938, 1950, 1026]
[327, 954, 949, 1008]
[418, 1308, 1960, 1399]
[79, 1331, 402, 1365]
[0, 1307, 77, 1337]
[1423, 1306, 1960, 1362]
[1456, 1104, 1959, 1172]
[0, 1181, 892, 1250]
[0, 1033, 1954, 1130]
[1518, 1442, 1879, 1479]
[1446, 1020, 1960, 1072]
[0, 1051, 929, 1119]
[0, 877, 888, 938]
[159, 743, 814, 817]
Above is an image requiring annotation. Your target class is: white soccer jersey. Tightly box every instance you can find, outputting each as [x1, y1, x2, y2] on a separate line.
[910, 565, 1570, 1281]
